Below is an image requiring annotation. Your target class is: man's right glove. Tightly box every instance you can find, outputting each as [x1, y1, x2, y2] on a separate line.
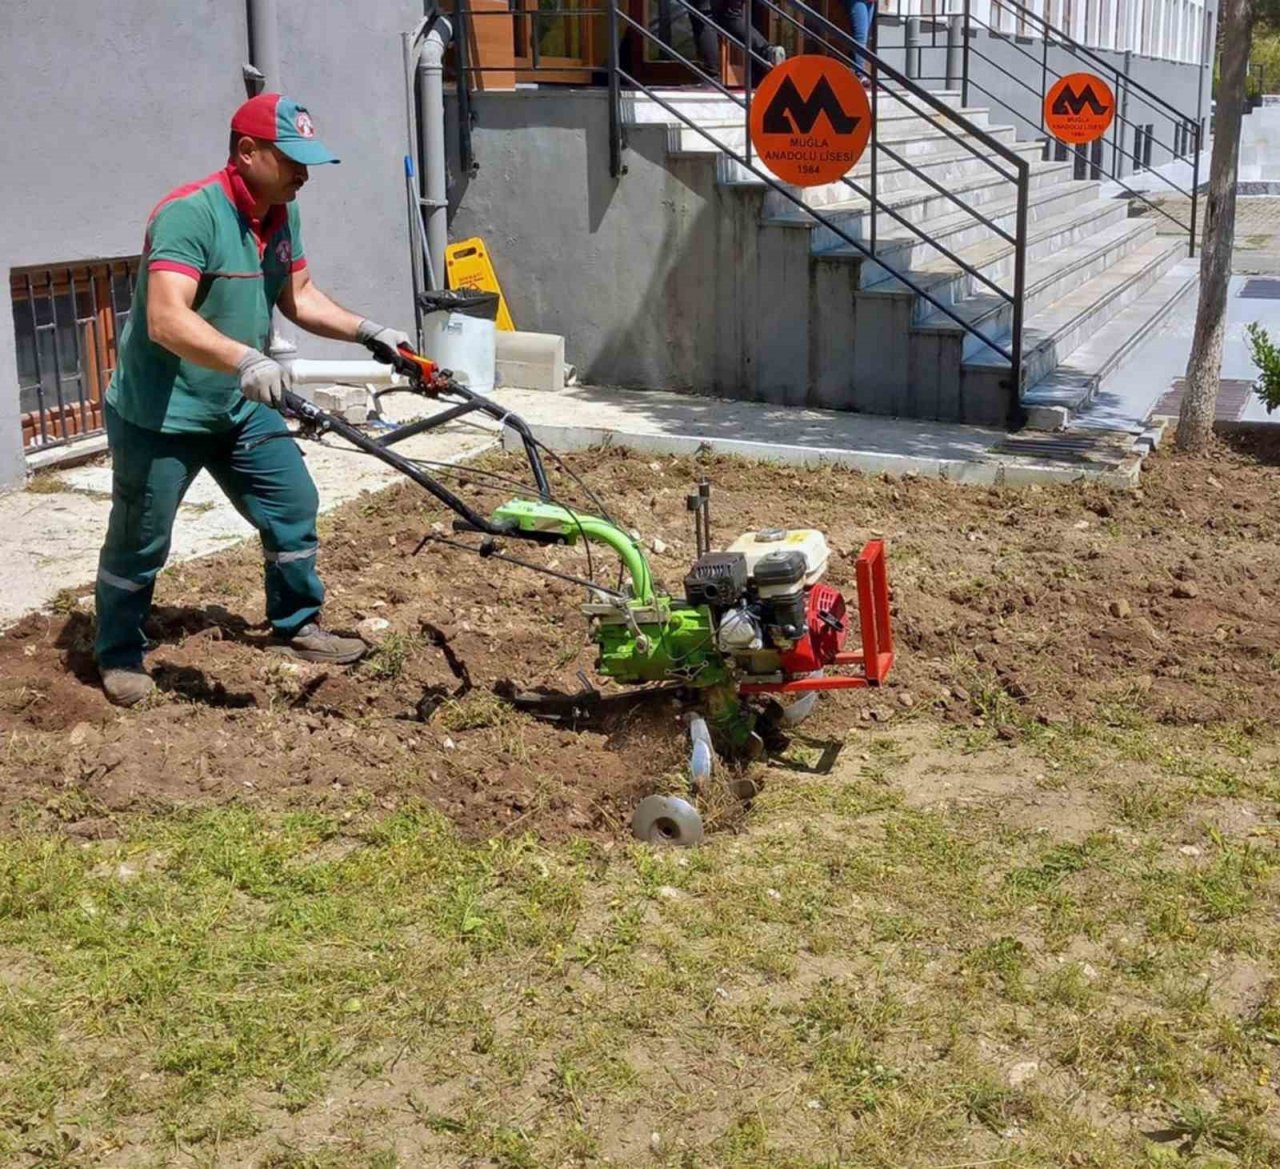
[237, 349, 292, 410]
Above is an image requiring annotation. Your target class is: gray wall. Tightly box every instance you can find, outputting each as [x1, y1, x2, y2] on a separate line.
[446, 92, 731, 391]
[0, 0, 423, 488]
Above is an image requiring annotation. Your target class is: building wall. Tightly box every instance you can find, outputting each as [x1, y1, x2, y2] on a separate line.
[0, 0, 423, 488]
[445, 92, 733, 391]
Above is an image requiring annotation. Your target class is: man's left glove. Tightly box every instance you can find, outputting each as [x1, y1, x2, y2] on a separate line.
[356, 319, 412, 353]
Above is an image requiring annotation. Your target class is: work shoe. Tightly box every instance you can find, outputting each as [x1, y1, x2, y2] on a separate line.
[275, 623, 367, 665]
[101, 667, 155, 708]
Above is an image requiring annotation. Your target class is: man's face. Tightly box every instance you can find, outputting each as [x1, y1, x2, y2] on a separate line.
[232, 135, 308, 205]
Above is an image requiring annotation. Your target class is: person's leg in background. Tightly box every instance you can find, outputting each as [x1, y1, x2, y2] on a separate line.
[206, 402, 364, 663]
[711, 0, 784, 83]
[845, 0, 877, 83]
[688, 0, 723, 77]
[95, 403, 206, 705]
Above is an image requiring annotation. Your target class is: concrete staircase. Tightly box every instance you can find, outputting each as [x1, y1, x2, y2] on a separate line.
[624, 88, 1198, 430]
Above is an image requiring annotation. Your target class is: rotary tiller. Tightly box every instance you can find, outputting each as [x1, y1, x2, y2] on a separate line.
[283, 341, 894, 846]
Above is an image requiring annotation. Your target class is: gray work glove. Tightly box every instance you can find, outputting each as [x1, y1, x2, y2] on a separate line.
[236, 348, 292, 410]
[356, 319, 412, 352]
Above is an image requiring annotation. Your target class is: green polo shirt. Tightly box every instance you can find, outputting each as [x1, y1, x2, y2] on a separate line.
[107, 166, 307, 433]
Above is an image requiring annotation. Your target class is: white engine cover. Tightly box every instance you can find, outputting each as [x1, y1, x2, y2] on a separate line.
[728, 528, 830, 586]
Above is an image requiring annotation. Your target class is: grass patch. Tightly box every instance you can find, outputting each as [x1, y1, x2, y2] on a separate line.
[2, 725, 1280, 1164]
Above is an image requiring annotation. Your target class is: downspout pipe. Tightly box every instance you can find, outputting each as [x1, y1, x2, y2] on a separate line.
[420, 18, 454, 294]
[246, 0, 281, 89]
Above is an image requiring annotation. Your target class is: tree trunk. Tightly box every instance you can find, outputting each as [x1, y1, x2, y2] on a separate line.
[1177, 0, 1255, 452]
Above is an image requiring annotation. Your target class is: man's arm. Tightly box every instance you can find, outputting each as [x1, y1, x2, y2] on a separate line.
[148, 270, 251, 372]
[279, 267, 411, 352]
[277, 267, 364, 341]
[148, 269, 290, 408]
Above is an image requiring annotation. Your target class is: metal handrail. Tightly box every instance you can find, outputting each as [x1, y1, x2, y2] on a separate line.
[961, 73, 1194, 235]
[935, 0, 1203, 255]
[616, 35, 1016, 363]
[631, 0, 1028, 382]
[957, 10, 1194, 165]
[442, 0, 1032, 419]
[978, 0, 1195, 128]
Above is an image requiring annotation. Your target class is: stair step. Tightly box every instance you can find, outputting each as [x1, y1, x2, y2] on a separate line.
[670, 110, 998, 159]
[963, 236, 1188, 387]
[762, 157, 1073, 232]
[676, 124, 1018, 179]
[670, 103, 990, 137]
[623, 86, 965, 126]
[1021, 259, 1200, 429]
[903, 211, 1153, 327]
[736, 138, 1047, 215]
[815, 179, 1117, 278]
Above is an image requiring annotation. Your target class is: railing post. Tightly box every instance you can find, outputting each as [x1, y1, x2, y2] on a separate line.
[607, 0, 625, 178]
[946, 14, 963, 90]
[1111, 66, 1123, 180]
[1010, 160, 1029, 427]
[1039, 31, 1049, 134]
[906, 16, 920, 80]
[455, 0, 475, 177]
[1190, 5, 1209, 258]
[961, 0, 971, 107]
[745, 0, 753, 165]
[870, 7, 878, 257]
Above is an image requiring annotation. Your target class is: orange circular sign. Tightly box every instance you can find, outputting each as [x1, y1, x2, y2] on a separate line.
[1044, 72, 1116, 144]
[749, 56, 871, 187]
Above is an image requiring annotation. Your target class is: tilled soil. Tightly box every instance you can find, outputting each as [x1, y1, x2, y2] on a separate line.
[3, 431, 1279, 839]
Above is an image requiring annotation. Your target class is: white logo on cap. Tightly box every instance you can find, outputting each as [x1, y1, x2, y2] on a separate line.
[295, 111, 315, 139]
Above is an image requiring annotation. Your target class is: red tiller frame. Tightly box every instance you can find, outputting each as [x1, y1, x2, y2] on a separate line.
[738, 539, 894, 695]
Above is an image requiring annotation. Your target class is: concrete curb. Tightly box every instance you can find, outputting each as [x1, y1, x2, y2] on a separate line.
[501, 421, 1142, 488]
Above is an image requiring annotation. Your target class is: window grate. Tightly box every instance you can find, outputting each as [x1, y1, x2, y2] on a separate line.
[1240, 277, 1280, 300]
[11, 257, 139, 453]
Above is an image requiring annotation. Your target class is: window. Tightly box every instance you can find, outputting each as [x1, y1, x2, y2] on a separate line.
[10, 258, 139, 452]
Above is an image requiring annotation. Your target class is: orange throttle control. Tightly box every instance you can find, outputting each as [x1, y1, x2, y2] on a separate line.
[396, 344, 439, 380]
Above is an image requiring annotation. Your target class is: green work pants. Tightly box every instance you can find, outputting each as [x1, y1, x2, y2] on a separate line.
[95, 400, 324, 670]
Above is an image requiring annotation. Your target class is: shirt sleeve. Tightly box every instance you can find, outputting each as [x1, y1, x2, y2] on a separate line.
[287, 202, 307, 273]
[145, 198, 213, 280]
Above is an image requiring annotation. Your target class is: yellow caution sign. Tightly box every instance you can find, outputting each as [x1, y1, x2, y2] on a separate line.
[445, 237, 515, 332]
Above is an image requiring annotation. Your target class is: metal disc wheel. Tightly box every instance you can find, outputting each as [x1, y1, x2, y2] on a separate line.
[631, 795, 704, 847]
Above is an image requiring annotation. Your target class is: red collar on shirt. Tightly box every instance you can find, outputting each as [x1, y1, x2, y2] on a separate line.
[219, 165, 287, 257]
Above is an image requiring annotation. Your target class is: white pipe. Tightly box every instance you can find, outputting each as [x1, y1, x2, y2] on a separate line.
[286, 359, 407, 387]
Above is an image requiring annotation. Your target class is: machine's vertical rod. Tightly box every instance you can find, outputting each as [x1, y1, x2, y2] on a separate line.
[687, 495, 702, 557]
[698, 480, 712, 553]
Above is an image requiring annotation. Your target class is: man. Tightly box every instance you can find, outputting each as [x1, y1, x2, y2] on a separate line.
[95, 93, 411, 707]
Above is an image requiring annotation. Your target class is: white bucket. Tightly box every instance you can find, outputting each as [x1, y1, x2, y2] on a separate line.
[421, 290, 499, 394]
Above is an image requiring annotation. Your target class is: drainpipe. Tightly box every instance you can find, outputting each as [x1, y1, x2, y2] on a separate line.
[246, 0, 282, 89]
[946, 15, 963, 91]
[419, 18, 454, 294]
[245, 0, 294, 358]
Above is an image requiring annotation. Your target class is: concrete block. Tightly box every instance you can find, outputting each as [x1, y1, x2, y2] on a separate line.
[303, 384, 370, 424]
[495, 331, 566, 392]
